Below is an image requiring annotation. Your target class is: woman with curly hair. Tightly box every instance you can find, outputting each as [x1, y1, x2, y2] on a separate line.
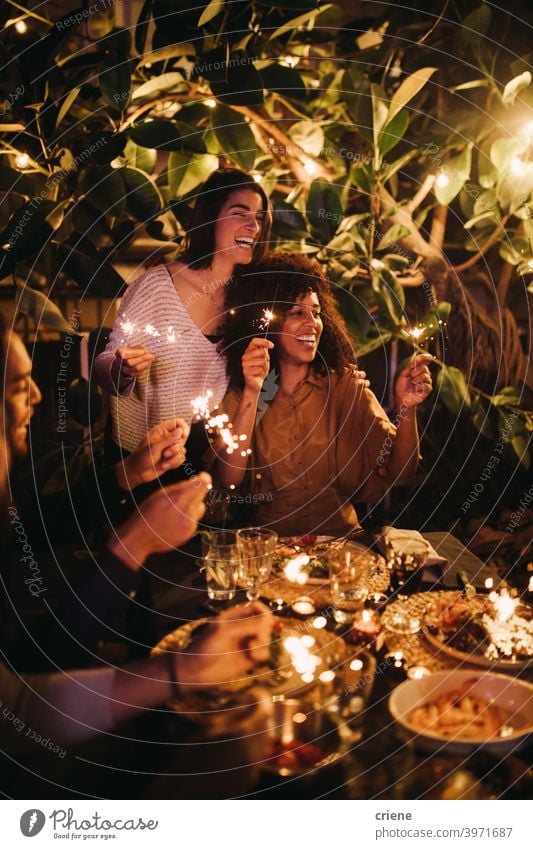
[216, 252, 432, 535]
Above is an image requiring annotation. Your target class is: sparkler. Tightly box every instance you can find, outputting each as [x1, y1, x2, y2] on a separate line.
[190, 392, 249, 456]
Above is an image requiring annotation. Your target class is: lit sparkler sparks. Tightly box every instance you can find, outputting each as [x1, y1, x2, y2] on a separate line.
[258, 307, 275, 333]
[190, 392, 247, 455]
[284, 553, 310, 585]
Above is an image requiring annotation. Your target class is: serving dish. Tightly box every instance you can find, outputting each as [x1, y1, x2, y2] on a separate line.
[388, 669, 533, 755]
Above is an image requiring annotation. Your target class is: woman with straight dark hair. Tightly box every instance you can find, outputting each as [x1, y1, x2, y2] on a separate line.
[94, 168, 272, 463]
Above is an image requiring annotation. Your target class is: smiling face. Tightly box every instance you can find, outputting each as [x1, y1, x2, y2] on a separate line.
[214, 188, 265, 265]
[3, 331, 42, 461]
[277, 291, 323, 368]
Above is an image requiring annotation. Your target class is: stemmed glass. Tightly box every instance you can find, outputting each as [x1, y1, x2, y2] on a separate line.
[237, 527, 278, 601]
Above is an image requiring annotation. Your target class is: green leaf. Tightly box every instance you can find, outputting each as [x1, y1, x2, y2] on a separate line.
[371, 83, 389, 151]
[510, 435, 530, 469]
[168, 152, 218, 198]
[377, 224, 410, 252]
[434, 144, 473, 205]
[436, 365, 471, 414]
[198, 0, 225, 27]
[132, 72, 186, 101]
[350, 164, 374, 193]
[387, 67, 437, 125]
[259, 63, 306, 100]
[490, 386, 522, 406]
[271, 199, 309, 240]
[470, 396, 494, 439]
[502, 71, 531, 105]
[79, 166, 125, 215]
[382, 149, 420, 181]
[371, 268, 405, 326]
[307, 179, 343, 242]
[378, 108, 408, 156]
[55, 86, 81, 129]
[15, 282, 79, 336]
[212, 104, 257, 171]
[128, 119, 182, 151]
[122, 166, 163, 220]
[288, 121, 324, 157]
[210, 60, 264, 106]
[136, 43, 195, 69]
[100, 57, 131, 112]
[461, 5, 492, 46]
[269, 4, 334, 40]
[490, 135, 528, 172]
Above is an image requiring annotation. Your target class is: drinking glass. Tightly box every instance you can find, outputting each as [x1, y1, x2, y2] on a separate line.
[236, 527, 278, 601]
[329, 542, 371, 624]
[386, 539, 429, 596]
[201, 530, 239, 602]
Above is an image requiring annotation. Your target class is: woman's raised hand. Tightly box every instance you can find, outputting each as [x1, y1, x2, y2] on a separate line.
[395, 354, 434, 409]
[241, 338, 274, 394]
[115, 345, 155, 380]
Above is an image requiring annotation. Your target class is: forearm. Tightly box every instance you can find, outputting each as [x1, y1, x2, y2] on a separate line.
[217, 389, 260, 488]
[387, 402, 420, 481]
[110, 654, 174, 726]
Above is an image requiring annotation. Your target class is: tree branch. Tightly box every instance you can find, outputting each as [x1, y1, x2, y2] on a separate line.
[452, 215, 509, 272]
[405, 174, 435, 214]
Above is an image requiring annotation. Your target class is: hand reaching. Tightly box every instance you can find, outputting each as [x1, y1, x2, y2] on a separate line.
[395, 354, 433, 409]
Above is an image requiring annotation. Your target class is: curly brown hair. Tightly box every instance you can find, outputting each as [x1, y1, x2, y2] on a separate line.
[220, 252, 356, 388]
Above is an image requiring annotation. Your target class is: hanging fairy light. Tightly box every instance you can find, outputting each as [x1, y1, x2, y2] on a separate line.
[14, 20, 28, 34]
[15, 153, 30, 169]
[435, 171, 449, 188]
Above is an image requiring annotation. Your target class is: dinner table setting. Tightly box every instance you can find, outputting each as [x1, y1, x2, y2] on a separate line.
[143, 521, 533, 799]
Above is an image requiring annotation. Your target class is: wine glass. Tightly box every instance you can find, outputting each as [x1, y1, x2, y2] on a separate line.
[237, 527, 278, 601]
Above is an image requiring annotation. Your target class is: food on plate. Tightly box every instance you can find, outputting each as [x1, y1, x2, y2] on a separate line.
[424, 593, 533, 662]
[267, 738, 324, 771]
[407, 682, 514, 738]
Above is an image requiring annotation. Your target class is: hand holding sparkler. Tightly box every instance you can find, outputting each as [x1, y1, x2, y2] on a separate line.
[115, 345, 155, 379]
[242, 337, 274, 394]
[394, 353, 433, 409]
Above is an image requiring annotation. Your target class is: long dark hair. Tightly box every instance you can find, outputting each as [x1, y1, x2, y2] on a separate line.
[180, 168, 272, 269]
[221, 252, 355, 388]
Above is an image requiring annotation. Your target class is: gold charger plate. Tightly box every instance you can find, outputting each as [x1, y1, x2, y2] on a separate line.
[152, 616, 350, 722]
[266, 538, 389, 609]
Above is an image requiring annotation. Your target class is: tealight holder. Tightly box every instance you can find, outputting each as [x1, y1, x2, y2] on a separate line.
[290, 595, 317, 617]
[348, 608, 383, 651]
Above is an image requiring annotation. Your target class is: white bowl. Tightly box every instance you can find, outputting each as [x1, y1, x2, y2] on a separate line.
[388, 669, 533, 756]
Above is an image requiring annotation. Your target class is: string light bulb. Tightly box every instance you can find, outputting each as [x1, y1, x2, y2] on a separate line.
[15, 20, 28, 34]
[15, 153, 30, 169]
[435, 171, 449, 188]
[205, 98, 216, 108]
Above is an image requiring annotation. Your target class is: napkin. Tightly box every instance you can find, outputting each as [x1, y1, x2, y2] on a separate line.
[376, 527, 448, 567]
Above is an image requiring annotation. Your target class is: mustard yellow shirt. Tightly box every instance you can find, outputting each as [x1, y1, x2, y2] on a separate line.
[220, 366, 397, 536]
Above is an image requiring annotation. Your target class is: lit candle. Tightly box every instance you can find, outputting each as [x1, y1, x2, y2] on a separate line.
[349, 608, 382, 649]
[291, 596, 316, 616]
[407, 665, 430, 680]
